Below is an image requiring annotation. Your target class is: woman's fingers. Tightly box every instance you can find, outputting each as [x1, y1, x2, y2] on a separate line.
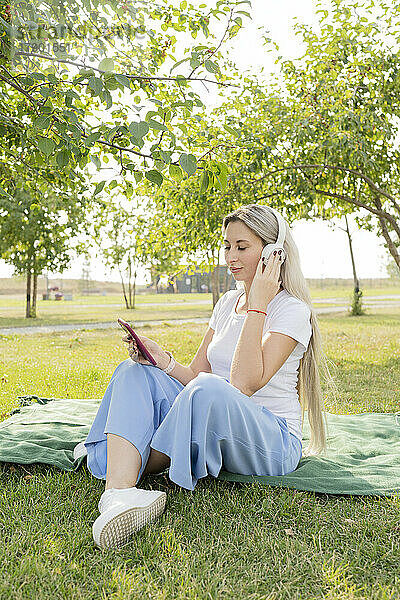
[262, 252, 282, 281]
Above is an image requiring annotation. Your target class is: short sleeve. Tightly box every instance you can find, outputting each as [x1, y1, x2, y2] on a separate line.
[267, 301, 312, 352]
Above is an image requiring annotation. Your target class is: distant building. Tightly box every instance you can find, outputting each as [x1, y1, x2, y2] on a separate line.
[176, 265, 236, 293]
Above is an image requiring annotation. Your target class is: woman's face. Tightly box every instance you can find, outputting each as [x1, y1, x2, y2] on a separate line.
[223, 220, 264, 284]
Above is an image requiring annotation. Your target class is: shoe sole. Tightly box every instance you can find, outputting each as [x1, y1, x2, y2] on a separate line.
[94, 492, 167, 549]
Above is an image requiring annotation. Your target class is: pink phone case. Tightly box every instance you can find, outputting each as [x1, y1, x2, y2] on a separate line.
[117, 318, 157, 365]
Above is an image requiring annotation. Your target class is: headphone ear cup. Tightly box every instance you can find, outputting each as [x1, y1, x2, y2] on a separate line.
[261, 245, 274, 264]
[262, 244, 286, 264]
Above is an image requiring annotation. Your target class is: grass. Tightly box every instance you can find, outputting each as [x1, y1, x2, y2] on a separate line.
[0, 310, 399, 599]
[0, 286, 399, 330]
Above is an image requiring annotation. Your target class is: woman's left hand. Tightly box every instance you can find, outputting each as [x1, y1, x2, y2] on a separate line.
[247, 251, 283, 312]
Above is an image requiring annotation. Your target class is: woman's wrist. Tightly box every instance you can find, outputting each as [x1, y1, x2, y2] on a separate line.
[158, 350, 176, 373]
[248, 305, 268, 313]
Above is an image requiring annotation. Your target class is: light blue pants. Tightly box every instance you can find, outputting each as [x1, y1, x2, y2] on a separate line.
[84, 359, 302, 491]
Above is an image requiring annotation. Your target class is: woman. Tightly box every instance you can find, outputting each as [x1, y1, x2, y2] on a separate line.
[84, 204, 333, 550]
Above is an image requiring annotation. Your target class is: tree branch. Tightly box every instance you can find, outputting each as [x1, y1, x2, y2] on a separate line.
[187, 6, 234, 79]
[15, 52, 239, 87]
[373, 195, 400, 270]
[253, 162, 400, 213]
[314, 187, 400, 238]
[0, 70, 37, 104]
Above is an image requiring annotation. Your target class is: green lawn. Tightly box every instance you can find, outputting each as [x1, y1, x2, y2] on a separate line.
[0, 286, 399, 329]
[0, 309, 399, 599]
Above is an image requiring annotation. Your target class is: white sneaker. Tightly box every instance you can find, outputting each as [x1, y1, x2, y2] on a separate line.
[92, 486, 167, 549]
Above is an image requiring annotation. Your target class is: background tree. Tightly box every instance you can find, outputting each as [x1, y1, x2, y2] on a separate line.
[211, 0, 400, 276]
[138, 156, 234, 306]
[0, 185, 87, 317]
[94, 203, 148, 310]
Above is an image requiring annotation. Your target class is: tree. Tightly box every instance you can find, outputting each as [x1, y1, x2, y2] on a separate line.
[0, 0, 249, 202]
[137, 159, 235, 306]
[386, 258, 400, 280]
[96, 204, 147, 309]
[0, 185, 87, 316]
[338, 214, 365, 316]
[211, 0, 400, 274]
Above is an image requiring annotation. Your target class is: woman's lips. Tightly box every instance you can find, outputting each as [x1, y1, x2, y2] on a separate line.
[230, 267, 242, 273]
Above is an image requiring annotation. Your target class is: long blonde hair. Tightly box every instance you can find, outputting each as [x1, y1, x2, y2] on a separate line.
[222, 204, 338, 456]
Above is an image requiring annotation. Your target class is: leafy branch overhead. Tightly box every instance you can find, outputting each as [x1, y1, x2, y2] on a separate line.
[0, 0, 250, 199]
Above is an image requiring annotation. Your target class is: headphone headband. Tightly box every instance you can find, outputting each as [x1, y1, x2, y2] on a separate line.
[268, 207, 286, 247]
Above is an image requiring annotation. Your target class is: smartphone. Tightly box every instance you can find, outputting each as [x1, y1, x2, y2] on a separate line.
[117, 318, 157, 366]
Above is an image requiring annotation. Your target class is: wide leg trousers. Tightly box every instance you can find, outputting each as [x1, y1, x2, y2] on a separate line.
[84, 359, 302, 491]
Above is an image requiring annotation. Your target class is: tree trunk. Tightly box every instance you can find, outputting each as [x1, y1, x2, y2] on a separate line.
[31, 272, 38, 318]
[211, 263, 220, 307]
[221, 268, 230, 294]
[118, 265, 129, 309]
[25, 269, 32, 318]
[344, 215, 364, 316]
[132, 270, 136, 309]
[373, 195, 400, 272]
[344, 214, 360, 293]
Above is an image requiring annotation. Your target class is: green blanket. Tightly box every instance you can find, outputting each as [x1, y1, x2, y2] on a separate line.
[1, 396, 399, 496]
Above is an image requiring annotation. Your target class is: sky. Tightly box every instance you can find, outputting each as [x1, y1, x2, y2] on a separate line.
[0, 0, 390, 284]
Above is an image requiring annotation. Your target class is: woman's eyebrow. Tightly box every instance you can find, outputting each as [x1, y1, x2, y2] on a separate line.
[223, 239, 250, 243]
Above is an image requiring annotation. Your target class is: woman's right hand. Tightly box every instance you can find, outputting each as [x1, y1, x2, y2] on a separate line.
[122, 334, 171, 370]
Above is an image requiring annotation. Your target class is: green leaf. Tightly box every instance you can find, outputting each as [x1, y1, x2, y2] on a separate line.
[33, 116, 51, 130]
[129, 121, 149, 139]
[99, 58, 114, 72]
[179, 153, 197, 175]
[88, 77, 103, 95]
[56, 150, 70, 167]
[102, 88, 113, 109]
[63, 110, 78, 124]
[160, 150, 171, 164]
[169, 164, 184, 181]
[84, 132, 102, 147]
[130, 136, 144, 149]
[91, 155, 101, 169]
[126, 182, 133, 197]
[145, 170, 164, 187]
[115, 74, 131, 88]
[39, 87, 55, 98]
[37, 137, 56, 155]
[199, 169, 209, 193]
[134, 171, 143, 184]
[94, 181, 106, 196]
[170, 57, 190, 72]
[205, 60, 218, 73]
[223, 124, 240, 137]
[147, 119, 168, 131]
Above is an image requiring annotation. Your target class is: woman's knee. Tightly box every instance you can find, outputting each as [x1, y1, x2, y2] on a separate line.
[177, 372, 235, 411]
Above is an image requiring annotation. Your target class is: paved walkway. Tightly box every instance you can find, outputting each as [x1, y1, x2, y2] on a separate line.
[1, 294, 399, 312]
[1, 298, 399, 336]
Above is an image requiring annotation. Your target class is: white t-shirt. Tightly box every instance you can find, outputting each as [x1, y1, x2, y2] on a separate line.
[206, 288, 312, 441]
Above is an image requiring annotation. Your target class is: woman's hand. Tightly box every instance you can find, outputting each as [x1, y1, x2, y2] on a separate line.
[247, 251, 283, 313]
[122, 334, 171, 369]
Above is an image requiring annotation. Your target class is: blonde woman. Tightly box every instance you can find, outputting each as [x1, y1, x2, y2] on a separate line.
[84, 204, 331, 550]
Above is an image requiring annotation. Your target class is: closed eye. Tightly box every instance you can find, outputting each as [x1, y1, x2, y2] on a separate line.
[224, 247, 246, 251]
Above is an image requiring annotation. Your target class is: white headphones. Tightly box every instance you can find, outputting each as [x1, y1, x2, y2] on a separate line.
[260, 207, 287, 266]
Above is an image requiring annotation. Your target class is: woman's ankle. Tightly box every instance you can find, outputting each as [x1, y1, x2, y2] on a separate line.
[105, 482, 137, 491]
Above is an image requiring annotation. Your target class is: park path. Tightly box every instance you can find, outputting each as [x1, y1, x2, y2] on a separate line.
[0, 297, 399, 336]
[0, 294, 399, 311]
